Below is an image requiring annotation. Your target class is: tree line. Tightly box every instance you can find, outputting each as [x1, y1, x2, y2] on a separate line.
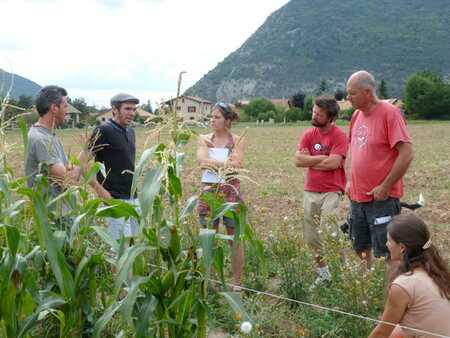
[2, 70, 449, 126]
[237, 71, 450, 122]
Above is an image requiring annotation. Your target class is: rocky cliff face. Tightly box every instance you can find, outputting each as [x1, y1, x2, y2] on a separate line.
[185, 0, 450, 102]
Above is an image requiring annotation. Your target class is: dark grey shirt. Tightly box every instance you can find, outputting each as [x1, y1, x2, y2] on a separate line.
[25, 125, 68, 194]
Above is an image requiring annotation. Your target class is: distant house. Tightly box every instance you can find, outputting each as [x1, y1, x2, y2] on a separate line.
[337, 100, 353, 111]
[96, 107, 155, 124]
[385, 98, 404, 109]
[27, 104, 81, 128]
[236, 100, 250, 106]
[163, 96, 213, 122]
[65, 104, 82, 128]
[269, 98, 291, 110]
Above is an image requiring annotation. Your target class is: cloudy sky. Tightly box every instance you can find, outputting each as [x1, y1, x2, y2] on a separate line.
[0, 0, 289, 107]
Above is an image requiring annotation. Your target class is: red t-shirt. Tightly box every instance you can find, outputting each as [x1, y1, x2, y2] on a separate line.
[349, 101, 412, 202]
[298, 125, 348, 193]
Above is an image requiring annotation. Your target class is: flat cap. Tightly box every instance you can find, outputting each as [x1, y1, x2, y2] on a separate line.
[110, 93, 139, 106]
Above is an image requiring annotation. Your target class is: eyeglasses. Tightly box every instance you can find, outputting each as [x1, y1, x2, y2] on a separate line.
[214, 102, 231, 114]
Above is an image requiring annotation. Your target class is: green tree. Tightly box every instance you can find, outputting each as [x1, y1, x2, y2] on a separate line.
[377, 79, 388, 99]
[404, 71, 450, 119]
[140, 100, 153, 113]
[290, 91, 305, 110]
[316, 80, 328, 95]
[416, 70, 443, 83]
[340, 107, 355, 121]
[334, 89, 346, 101]
[87, 104, 99, 114]
[237, 109, 250, 122]
[243, 98, 276, 120]
[71, 97, 89, 114]
[17, 95, 34, 109]
[285, 107, 302, 122]
[300, 96, 314, 121]
[70, 97, 96, 123]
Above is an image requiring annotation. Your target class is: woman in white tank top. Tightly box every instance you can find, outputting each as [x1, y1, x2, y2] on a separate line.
[196, 102, 245, 288]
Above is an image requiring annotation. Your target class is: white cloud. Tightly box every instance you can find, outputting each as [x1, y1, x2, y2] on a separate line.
[0, 0, 289, 106]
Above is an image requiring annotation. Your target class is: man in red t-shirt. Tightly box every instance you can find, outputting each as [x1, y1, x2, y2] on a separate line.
[346, 70, 413, 271]
[295, 96, 348, 286]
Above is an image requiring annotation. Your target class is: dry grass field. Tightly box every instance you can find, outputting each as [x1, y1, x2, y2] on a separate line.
[7, 122, 449, 241]
[4, 121, 450, 337]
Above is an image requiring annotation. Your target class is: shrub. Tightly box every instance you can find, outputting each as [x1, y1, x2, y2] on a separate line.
[298, 109, 312, 121]
[245, 220, 386, 337]
[340, 107, 355, 121]
[237, 109, 251, 122]
[285, 107, 302, 122]
[244, 98, 276, 120]
[334, 89, 346, 101]
[404, 71, 450, 119]
[257, 109, 288, 122]
[290, 92, 306, 110]
[301, 96, 314, 121]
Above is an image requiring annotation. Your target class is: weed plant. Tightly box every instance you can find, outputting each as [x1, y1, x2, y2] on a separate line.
[216, 217, 387, 337]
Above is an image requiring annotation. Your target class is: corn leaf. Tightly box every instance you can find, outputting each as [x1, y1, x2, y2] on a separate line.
[31, 191, 75, 300]
[114, 244, 149, 297]
[96, 200, 139, 221]
[135, 296, 158, 338]
[139, 166, 163, 220]
[131, 146, 156, 197]
[199, 228, 216, 273]
[121, 276, 150, 326]
[179, 195, 198, 220]
[18, 295, 66, 338]
[92, 227, 119, 257]
[93, 300, 123, 338]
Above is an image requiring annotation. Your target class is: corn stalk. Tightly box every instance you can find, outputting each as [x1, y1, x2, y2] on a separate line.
[0, 71, 262, 337]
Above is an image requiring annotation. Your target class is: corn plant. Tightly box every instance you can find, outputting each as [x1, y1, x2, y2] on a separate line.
[0, 72, 263, 337]
[0, 172, 43, 338]
[88, 104, 262, 337]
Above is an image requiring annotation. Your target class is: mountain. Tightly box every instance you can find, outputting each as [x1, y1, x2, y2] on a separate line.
[185, 0, 450, 102]
[0, 69, 42, 99]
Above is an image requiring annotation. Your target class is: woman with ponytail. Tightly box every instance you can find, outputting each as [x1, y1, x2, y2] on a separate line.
[369, 214, 450, 338]
[197, 102, 244, 288]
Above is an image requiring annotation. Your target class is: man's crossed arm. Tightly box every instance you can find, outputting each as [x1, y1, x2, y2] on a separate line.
[294, 149, 343, 170]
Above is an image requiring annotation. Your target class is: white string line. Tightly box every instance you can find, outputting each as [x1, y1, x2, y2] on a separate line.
[146, 262, 449, 338]
[209, 279, 450, 338]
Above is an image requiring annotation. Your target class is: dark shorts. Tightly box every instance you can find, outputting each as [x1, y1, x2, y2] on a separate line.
[199, 215, 236, 229]
[349, 198, 401, 258]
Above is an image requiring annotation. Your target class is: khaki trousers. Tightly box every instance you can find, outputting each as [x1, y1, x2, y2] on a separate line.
[303, 191, 341, 249]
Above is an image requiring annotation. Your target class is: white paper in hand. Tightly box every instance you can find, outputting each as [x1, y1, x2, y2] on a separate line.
[201, 147, 229, 183]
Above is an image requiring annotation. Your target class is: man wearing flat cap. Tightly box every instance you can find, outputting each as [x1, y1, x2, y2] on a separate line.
[83, 93, 140, 240]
